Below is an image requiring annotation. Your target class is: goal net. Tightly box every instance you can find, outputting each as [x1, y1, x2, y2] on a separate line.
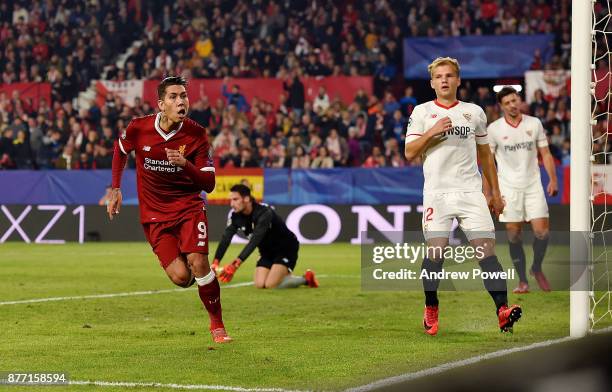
[589, 0, 612, 332]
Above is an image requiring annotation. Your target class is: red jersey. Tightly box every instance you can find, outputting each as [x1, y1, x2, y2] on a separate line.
[118, 113, 213, 223]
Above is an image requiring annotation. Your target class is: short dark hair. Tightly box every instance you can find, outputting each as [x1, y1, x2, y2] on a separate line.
[496, 86, 519, 103]
[230, 184, 251, 197]
[157, 76, 187, 100]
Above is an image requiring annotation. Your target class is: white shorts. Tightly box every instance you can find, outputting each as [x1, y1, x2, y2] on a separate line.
[499, 181, 549, 223]
[422, 192, 495, 241]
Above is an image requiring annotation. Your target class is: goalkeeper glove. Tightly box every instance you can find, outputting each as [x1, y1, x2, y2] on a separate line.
[219, 258, 242, 283]
[211, 258, 220, 274]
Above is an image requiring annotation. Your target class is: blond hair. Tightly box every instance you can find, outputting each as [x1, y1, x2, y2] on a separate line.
[428, 57, 460, 78]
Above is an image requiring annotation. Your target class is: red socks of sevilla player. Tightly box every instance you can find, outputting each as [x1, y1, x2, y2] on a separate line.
[195, 270, 224, 330]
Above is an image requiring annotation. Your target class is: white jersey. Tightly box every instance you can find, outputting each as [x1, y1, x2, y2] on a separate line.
[487, 114, 548, 189]
[406, 100, 489, 194]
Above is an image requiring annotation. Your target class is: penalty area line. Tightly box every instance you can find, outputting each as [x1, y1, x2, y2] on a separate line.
[69, 380, 307, 392]
[346, 326, 612, 392]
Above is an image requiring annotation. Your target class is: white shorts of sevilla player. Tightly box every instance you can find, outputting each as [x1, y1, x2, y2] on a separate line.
[498, 181, 549, 223]
[422, 191, 495, 241]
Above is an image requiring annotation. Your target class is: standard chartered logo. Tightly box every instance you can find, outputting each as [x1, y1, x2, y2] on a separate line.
[143, 157, 182, 172]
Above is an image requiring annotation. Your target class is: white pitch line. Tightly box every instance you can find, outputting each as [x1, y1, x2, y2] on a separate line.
[69, 380, 307, 392]
[318, 274, 359, 279]
[0, 274, 359, 306]
[346, 326, 612, 392]
[0, 281, 253, 306]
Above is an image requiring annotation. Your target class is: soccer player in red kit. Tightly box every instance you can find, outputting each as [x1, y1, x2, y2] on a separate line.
[107, 76, 232, 343]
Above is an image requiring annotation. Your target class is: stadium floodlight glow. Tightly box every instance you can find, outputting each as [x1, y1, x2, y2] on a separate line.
[492, 85, 522, 93]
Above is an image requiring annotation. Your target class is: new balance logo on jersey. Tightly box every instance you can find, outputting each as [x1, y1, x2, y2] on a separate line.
[526, 130, 533, 137]
[431, 114, 438, 118]
[143, 146, 151, 151]
[504, 141, 534, 152]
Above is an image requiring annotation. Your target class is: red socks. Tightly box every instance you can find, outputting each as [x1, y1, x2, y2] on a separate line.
[196, 271, 224, 330]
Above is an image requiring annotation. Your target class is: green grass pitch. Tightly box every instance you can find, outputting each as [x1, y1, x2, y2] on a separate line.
[0, 242, 581, 391]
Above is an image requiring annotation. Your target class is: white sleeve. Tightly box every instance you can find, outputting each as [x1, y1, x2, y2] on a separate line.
[475, 108, 489, 145]
[536, 119, 548, 147]
[405, 105, 424, 143]
[487, 123, 497, 153]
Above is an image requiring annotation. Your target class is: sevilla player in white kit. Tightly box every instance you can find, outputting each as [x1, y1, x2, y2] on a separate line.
[487, 86, 558, 294]
[405, 57, 522, 335]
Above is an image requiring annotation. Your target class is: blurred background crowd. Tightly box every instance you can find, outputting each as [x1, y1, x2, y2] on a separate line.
[0, 0, 582, 170]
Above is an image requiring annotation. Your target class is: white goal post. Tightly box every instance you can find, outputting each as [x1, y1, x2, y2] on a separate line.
[569, 0, 592, 338]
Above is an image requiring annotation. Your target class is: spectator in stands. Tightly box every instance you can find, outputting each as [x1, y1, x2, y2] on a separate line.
[561, 139, 571, 166]
[283, 73, 305, 117]
[93, 145, 112, 169]
[373, 54, 397, 97]
[239, 148, 258, 168]
[0, 128, 15, 169]
[382, 92, 400, 116]
[55, 143, 77, 170]
[269, 149, 288, 168]
[326, 129, 349, 167]
[222, 78, 249, 112]
[346, 127, 362, 166]
[550, 123, 565, 148]
[313, 87, 330, 114]
[37, 129, 63, 169]
[362, 146, 386, 168]
[191, 97, 212, 128]
[399, 86, 418, 116]
[311, 146, 334, 168]
[12, 129, 34, 169]
[291, 145, 311, 169]
[354, 89, 369, 111]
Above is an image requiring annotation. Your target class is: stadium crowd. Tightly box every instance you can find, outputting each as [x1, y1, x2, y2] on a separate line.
[0, 81, 572, 170]
[0, 0, 582, 170]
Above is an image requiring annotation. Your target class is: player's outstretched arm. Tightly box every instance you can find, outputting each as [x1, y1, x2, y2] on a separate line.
[477, 143, 504, 216]
[538, 146, 558, 196]
[214, 224, 238, 267]
[108, 140, 128, 220]
[107, 188, 122, 220]
[237, 209, 273, 262]
[404, 117, 452, 161]
[219, 210, 273, 283]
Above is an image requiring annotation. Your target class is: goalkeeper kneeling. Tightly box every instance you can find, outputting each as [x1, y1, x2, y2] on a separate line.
[212, 184, 319, 289]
